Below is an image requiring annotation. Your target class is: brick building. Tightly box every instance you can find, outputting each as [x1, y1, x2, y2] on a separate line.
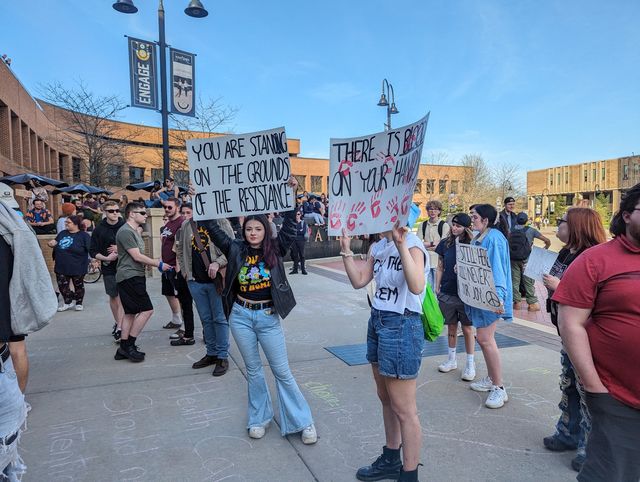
[1, 60, 472, 215]
[527, 155, 640, 219]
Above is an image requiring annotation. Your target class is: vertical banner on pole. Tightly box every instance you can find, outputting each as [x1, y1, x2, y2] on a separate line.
[170, 48, 196, 117]
[128, 37, 158, 110]
[327, 113, 430, 236]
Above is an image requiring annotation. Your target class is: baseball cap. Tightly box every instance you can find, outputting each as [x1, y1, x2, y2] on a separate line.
[451, 213, 472, 228]
[0, 182, 19, 209]
[516, 212, 528, 225]
[504, 196, 516, 204]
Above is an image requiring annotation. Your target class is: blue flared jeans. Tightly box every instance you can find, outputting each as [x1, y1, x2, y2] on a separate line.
[229, 302, 313, 435]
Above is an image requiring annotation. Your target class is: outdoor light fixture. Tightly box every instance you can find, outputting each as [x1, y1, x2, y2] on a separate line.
[377, 78, 399, 130]
[185, 0, 209, 18]
[112, 0, 138, 14]
[112, 0, 208, 179]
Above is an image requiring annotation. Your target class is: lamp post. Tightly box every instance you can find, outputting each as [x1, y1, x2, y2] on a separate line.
[542, 188, 549, 222]
[113, 0, 208, 180]
[376, 79, 399, 131]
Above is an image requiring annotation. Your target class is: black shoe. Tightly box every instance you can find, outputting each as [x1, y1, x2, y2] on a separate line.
[356, 446, 402, 481]
[171, 337, 195, 346]
[543, 435, 577, 452]
[115, 344, 144, 363]
[571, 454, 585, 472]
[163, 321, 182, 329]
[133, 345, 145, 357]
[398, 465, 422, 482]
[192, 354, 218, 369]
[301, 269, 308, 275]
[212, 358, 229, 377]
[289, 269, 298, 274]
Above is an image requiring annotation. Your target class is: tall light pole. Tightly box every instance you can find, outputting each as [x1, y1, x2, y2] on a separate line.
[113, 0, 208, 180]
[377, 79, 399, 131]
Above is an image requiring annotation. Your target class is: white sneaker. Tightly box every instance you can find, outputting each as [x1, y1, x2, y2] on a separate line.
[301, 424, 317, 445]
[470, 376, 493, 392]
[438, 359, 457, 373]
[461, 363, 476, 381]
[248, 426, 266, 439]
[75, 304, 84, 311]
[58, 303, 73, 312]
[485, 386, 509, 409]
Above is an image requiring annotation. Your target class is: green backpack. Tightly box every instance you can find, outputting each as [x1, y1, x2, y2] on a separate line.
[421, 284, 444, 342]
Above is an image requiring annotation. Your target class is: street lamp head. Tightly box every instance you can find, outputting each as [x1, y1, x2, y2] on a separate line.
[377, 93, 388, 107]
[389, 102, 399, 115]
[112, 0, 138, 14]
[185, 0, 209, 18]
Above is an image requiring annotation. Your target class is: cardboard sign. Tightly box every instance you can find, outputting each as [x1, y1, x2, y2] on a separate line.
[187, 127, 295, 220]
[456, 242, 502, 311]
[328, 114, 429, 236]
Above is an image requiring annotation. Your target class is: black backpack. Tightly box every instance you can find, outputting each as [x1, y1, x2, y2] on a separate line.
[509, 227, 532, 261]
[421, 220, 445, 239]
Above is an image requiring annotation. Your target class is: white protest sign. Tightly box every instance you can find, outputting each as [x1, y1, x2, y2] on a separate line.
[187, 127, 295, 220]
[328, 114, 430, 236]
[456, 242, 502, 311]
[524, 246, 559, 282]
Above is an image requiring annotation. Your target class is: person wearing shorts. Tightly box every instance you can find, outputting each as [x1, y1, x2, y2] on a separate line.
[341, 216, 429, 482]
[115, 202, 172, 363]
[434, 213, 476, 381]
[90, 200, 125, 342]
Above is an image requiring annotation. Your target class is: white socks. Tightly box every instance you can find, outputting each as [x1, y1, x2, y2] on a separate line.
[448, 347, 456, 360]
[466, 354, 475, 366]
[172, 312, 183, 326]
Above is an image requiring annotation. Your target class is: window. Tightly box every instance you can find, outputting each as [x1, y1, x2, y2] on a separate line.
[592, 168, 596, 181]
[557, 173, 561, 186]
[414, 179, 423, 194]
[462, 181, 469, 193]
[106, 164, 123, 186]
[295, 175, 306, 190]
[439, 179, 447, 194]
[565, 172, 569, 184]
[450, 180, 459, 194]
[311, 176, 323, 193]
[634, 163, 640, 178]
[58, 155, 64, 180]
[72, 157, 82, 182]
[623, 165, 629, 180]
[173, 169, 190, 186]
[129, 166, 145, 184]
[426, 179, 435, 194]
[601, 167, 606, 181]
[151, 168, 163, 182]
[584, 170, 588, 182]
[549, 173, 553, 186]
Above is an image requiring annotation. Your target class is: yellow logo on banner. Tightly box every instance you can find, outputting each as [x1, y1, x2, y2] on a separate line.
[136, 44, 150, 62]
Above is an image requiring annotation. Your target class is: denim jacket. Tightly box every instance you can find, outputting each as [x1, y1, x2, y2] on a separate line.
[202, 209, 297, 319]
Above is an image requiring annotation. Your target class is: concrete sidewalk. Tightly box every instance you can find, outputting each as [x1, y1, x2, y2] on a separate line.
[20, 260, 576, 481]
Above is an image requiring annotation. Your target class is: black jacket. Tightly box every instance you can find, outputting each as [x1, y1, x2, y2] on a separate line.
[202, 210, 297, 319]
[89, 218, 125, 275]
[499, 210, 517, 234]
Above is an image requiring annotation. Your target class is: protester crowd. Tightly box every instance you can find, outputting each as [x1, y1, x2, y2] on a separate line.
[1, 175, 639, 482]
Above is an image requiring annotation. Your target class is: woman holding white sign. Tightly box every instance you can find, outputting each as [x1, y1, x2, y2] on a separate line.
[340, 220, 428, 482]
[466, 204, 513, 409]
[201, 176, 317, 445]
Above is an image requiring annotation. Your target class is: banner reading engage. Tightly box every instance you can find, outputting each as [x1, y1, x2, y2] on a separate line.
[328, 113, 429, 236]
[456, 242, 502, 311]
[187, 127, 295, 221]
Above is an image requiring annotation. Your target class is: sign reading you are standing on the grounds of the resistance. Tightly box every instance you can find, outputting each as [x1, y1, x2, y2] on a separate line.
[187, 127, 295, 221]
[327, 113, 429, 236]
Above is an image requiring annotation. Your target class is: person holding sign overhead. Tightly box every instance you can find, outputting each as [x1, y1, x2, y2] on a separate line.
[466, 204, 513, 409]
[200, 176, 318, 445]
[340, 217, 428, 482]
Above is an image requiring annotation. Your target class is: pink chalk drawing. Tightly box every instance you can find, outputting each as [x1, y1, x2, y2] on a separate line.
[347, 201, 366, 231]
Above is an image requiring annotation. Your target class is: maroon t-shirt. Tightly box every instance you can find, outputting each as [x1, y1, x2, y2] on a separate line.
[552, 235, 640, 408]
[160, 216, 184, 265]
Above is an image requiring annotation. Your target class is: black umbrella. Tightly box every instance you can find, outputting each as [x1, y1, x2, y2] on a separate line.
[0, 173, 68, 188]
[125, 181, 160, 192]
[52, 183, 113, 196]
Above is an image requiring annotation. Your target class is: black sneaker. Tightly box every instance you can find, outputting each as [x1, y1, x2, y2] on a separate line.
[543, 435, 577, 452]
[133, 345, 145, 357]
[112, 324, 122, 343]
[192, 354, 218, 369]
[301, 269, 308, 275]
[571, 454, 586, 472]
[171, 337, 195, 346]
[289, 269, 298, 274]
[115, 345, 144, 363]
[212, 358, 229, 377]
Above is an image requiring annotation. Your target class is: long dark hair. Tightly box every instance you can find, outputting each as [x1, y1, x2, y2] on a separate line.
[66, 215, 85, 231]
[243, 214, 278, 268]
[445, 223, 472, 247]
[610, 182, 640, 237]
[473, 204, 508, 237]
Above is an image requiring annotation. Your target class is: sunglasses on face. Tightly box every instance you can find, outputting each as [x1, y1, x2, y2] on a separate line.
[556, 218, 567, 226]
[133, 211, 148, 216]
[163, 206, 175, 210]
[105, 209, 120, 214]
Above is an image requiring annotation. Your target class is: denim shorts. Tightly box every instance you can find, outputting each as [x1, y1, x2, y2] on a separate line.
[366, 308, 424, 380]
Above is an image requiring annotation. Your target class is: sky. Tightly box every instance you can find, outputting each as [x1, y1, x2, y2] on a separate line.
[1, 0, 639, 175]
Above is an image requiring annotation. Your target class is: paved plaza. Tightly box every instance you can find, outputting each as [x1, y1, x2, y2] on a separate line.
[20, 257, 577, 482]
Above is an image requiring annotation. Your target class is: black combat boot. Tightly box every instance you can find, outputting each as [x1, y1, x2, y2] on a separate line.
[398, 464, 422, 482]
[356, 445, 402, 481]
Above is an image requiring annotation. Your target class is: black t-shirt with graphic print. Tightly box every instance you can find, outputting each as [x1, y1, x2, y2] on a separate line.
[237, 247, 272, 301]
[191, 224, 214, 284]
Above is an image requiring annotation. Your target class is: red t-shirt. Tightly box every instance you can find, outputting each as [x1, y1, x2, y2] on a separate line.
[552, 235, 640, 408]
[160, 216, 184, 265]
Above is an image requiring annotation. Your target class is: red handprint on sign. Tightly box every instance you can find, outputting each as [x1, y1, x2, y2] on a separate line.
[377, 151, 396, 175]
[330, 200, 346, 230]
[386, 196, 399, 224]
[337, 158, 353, 177]
[370, 191, 383, 219]
[400, 194, 411, 216]
[347, 201, 366, 231]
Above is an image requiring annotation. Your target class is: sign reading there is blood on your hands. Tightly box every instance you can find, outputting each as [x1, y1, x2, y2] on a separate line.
[328, 113, 429, 236]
